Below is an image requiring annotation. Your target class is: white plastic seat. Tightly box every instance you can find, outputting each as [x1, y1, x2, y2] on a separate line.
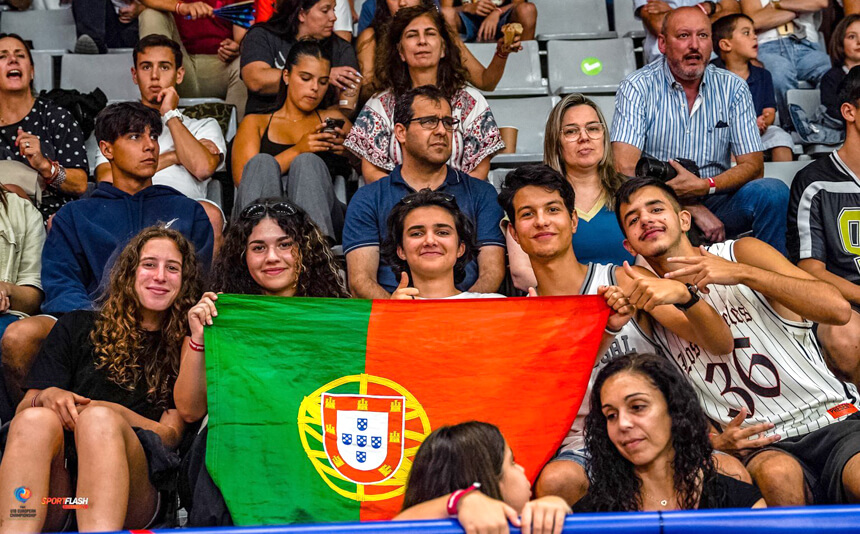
[0, 9, 75, 51]
[547, 38, 636, 95]
[764, 160, 813, 188]
[464, 40, 546, 97]
[614, 0, 645, 38]
[30, 49, 55, 93]
[487, 96, 559, 165]
[533, 0, 616, 40]
[60, 52, 138, 101]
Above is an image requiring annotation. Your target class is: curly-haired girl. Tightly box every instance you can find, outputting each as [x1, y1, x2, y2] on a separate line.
[0, 225, 201, 532]
[577, 352, 766, 512]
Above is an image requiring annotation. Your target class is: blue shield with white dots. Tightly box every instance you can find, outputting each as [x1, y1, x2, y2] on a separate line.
[357, 435, 367, 448]
[357, 418, 368, 431]
[371, 436, 382, 449]
[341, 433, 352, 445]
[356, 451, 367, 463]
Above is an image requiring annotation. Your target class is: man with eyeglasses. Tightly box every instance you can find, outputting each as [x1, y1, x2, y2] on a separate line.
[343, 85, 506, 299]
[611, 6, 789, 255]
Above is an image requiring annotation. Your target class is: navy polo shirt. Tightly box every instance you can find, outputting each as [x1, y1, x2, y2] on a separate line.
[712, 58, 776, 117]
[343, 165, 505, 293]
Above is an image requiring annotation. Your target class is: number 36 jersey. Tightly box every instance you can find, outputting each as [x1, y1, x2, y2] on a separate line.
[653, 240, 859, 439]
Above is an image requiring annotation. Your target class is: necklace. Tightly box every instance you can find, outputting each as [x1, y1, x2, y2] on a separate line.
[640, 489, 670, 507]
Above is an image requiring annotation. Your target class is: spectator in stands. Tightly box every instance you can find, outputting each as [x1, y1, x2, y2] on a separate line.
[0, 102, 213, 408]
[176, 198, 348, 526]
[345, 3, 504, 182]
[138, 0, 248, 119]
[787, 66, 860, 386]
[240, 0, 361, 116]
[615, 177, 860, 507]
[355, 0, 523, 99]
[72, 0, 143, 54]
[95, 34, 227, 254]
[382, 189, 504, 299]
[612, 7, 789, 255]
[344, 85, 505, 299]
[395, 421, 572, 534]
[576, 352, 766, 511]
[740, 0, 832, 129]
[0, 33, 89, 222]
[712, 14, 794, 162]
[505, 95, 633, 292]
[496, 165, 738, 506]
[0, 225, 200, 533]
[440, 0, 536, 44]
[821, 14, 860, 123]
[231, 40, 351, 244]
[636, 0, 740, 63]
[0, 186, 45, 423]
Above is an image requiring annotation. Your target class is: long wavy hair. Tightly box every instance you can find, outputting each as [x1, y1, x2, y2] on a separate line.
[584, 352, 716, 511]
[372, 3, 467, 99]
[257, 0, 324, 40]
[402, 422, 506, 509]
[91, 226, 202, 410]
[830, 14, 860, 66]
[209, 198, 349, 297]
[543, 94, 625, 210]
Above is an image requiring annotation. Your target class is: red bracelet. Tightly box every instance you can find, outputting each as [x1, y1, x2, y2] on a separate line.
[175, 0, 184, 14]
[707, 176, 717, 195]
[189, 338, 204, 352]
[446, 482, 481, 516]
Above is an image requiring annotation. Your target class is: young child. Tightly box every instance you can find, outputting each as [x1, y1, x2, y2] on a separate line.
[712, 13, 793, 162]
[822, 14, 860, 123]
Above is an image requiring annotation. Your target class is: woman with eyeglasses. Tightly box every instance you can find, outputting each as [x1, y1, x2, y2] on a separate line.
[505, 94, 634, 291]
[344, 3, 504, 183]
[173, 198, 349, 526]
[232, 39, 355, 244]
[382, 189, 504, 299]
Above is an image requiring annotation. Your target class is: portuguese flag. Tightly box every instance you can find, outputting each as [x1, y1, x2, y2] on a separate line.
[204, 294, 609, 525]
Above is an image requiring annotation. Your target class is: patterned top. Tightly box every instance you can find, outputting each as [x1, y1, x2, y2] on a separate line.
[0, 99, 88, 221]
[611, 58, 762, 179]
[344, 86, 504, 174]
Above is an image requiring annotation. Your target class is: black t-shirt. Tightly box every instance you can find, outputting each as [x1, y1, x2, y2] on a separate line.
[572, 473, 762, 512]
[24, 310, 172, 422]
[0, 98, 89, 222]
[239, 28, 359, 115]
[787, 151, 860, 284]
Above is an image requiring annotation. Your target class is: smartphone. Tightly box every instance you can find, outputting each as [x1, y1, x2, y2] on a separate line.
[323, 118, 345, 133]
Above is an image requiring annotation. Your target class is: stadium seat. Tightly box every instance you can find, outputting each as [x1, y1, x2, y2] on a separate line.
[786, 88, 840, 155]
[31, 50, 55, 94]
[547, 38, 636, 95]
[764, 160, 812, 188]
[488, 167, 513, 192]
[60, 52, 138, 102]
[614, 0, 645, 38]
[533, 0, 616, 40]
[488, 96, 559, 165]
[464, 40, 546, 97]
[0, 9, 76, 52]
[588, 95, 617, 131]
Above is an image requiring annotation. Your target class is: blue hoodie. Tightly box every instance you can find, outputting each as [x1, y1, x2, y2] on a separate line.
[41, 183, 214, 315]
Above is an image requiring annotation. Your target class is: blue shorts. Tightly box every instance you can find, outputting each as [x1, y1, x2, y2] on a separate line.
[549, 447, 590, 470]
[458, 9, 514, 42]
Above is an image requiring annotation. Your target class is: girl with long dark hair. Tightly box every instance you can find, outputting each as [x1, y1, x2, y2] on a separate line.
[577, 352, 766, 512]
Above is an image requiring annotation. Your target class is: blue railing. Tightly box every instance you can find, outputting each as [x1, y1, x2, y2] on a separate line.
[135, 506, 858, 533]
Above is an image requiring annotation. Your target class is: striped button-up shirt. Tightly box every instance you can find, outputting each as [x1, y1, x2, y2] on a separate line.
[611, 58, 763, 179]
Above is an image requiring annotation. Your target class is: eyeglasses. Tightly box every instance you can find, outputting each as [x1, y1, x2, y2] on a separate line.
[239, 202, 298, 220]
[400, 192, 456, 205]
[404, 115, 460, 131]
[561, 123, 605, 141]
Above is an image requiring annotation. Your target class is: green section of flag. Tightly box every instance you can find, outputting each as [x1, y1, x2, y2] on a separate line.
[204, 294, 372, 525]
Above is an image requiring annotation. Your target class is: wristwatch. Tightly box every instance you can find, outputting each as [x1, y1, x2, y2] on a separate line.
[163, 108, 185, 124]
[674, 283, 701, 311]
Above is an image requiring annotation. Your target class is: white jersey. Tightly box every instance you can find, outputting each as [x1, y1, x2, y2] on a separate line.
[560, 263, 662, 453]
[653, 240, 859, 439]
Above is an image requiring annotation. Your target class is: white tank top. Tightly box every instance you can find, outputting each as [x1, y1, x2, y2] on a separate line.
[653, 241, 859, 439]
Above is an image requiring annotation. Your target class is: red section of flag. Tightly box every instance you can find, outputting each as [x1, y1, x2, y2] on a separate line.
[360, 295, 609, 520]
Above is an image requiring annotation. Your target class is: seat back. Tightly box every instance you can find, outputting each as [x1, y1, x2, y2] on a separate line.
[487, 96, 559, 164]
[614, 0, 645, 38]
[0, 9, 76, 51]
[60, 52, 138, 101]
[533, 0, 616, 40]
[464, 40, 546, 97]
[547, 38, 636, 95]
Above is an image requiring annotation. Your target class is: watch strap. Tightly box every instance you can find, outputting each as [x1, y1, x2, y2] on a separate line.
[674, 283, 701, 311]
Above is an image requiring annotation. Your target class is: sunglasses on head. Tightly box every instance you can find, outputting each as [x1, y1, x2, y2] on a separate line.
[239, 202, 299, 220]
[400, 192, 456, 205]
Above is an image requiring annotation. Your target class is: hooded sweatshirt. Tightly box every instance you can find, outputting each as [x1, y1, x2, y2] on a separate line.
[41, 183, 214, 315]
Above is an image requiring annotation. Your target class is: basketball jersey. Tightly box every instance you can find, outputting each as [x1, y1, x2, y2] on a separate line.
[559, 263, 662, 453]
[653, 240, 859, 439]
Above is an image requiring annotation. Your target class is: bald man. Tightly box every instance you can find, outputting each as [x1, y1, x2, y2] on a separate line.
[611, 6, 789, 255]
